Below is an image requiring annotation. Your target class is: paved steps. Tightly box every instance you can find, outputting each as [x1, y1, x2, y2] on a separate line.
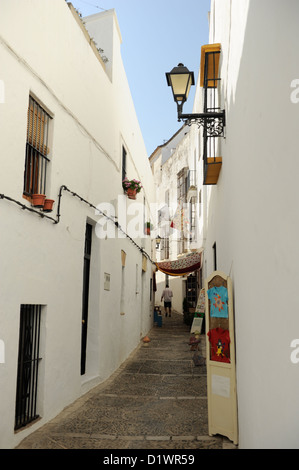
[16, 311, 236, 450]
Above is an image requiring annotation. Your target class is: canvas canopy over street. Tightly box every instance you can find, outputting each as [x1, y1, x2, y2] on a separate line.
[156, 251, 202, 276]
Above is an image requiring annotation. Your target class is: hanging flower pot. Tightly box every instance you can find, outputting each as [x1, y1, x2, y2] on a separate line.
[145, 222, 153, 236]
[122, 177, 142, 200]
[43, 199, 55, 213]
[31, 194, 46, 208]
[126, 188, 137, 200]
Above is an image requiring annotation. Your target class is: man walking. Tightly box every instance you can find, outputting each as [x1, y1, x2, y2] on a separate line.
[161, 284, 173, 317]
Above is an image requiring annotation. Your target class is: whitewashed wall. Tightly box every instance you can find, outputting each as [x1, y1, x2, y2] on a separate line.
[0, 0, 155, 448]
[201, 0, 299, 449]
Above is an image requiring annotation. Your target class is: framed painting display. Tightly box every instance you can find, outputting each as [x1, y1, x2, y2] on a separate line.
[205, 271, 238, 445]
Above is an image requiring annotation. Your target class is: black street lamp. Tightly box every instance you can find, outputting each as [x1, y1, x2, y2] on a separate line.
[165, 63, 195, 116]
[155, 235, 161, 250]
[166, 63, 225, 137]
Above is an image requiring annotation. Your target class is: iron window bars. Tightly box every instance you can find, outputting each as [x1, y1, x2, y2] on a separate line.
[122, 146, 127, 184]
[202, 49, 224, 185]
[15, 305, 42, 430]
[176, 168, 189, 254]
[23, 96, 51, 199]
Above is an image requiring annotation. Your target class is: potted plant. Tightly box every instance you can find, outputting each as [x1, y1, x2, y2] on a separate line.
[145, 221, 153, 236]
[122, 178, 142, 200]
[31, 194, 46, 208]
[43, 199, 55, 213]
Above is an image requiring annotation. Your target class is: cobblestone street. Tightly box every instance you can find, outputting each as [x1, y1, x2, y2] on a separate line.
[16, 311, 236, 450]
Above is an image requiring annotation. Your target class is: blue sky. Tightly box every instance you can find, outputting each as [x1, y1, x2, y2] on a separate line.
[69, 0, 211, 155]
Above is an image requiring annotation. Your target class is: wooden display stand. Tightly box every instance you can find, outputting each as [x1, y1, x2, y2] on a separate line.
[205, 271, 238, 445]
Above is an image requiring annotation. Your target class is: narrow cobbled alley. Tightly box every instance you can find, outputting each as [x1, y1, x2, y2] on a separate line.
[16, 311, 235, 450]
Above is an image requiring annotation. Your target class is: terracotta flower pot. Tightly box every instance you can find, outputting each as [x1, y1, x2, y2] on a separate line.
[126, 188, 137, 200]
[31, 194, 46, 208]
[43, 199, 55, 212]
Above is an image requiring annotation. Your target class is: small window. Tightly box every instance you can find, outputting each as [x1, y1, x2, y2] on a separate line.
[213, 242, 217, 271]
[15, 305, 42, 430]
[165, 189, 169, 206]
[177, 168, 188, 201]
[186, 273, 198, 308]
[189, 196, 196, 240]
[164, 237, 170, 259]
[122, 146, 127, 183]
[23, 96, 52, 199]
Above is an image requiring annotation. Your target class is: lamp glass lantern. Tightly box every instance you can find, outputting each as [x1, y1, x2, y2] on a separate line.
[166, 63, 195, 111]
[155, 235, 161, 250]
[166, 61, 226, 136]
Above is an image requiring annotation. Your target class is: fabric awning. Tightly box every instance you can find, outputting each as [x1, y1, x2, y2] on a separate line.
[156, 251, 202, 277]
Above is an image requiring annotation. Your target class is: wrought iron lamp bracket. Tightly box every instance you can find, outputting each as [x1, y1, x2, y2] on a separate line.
[178, 110, 226, 138]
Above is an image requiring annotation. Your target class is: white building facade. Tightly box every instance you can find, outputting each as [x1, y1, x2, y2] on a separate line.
[192, 0, 299, 449]
[0, 1, 155, 449]
[150, 125, 205, 315]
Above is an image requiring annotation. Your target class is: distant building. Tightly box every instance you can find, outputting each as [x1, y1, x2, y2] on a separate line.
[150, 125, 203, 315]
[0, 1, 155, 448]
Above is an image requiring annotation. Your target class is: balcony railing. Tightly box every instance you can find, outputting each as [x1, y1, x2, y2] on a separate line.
[201, 44, 223, 185]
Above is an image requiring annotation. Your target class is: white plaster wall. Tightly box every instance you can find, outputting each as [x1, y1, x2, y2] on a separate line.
[0, 0, 155, 449]
[202, 0, 299, 449]
[83, 9, 117, 81]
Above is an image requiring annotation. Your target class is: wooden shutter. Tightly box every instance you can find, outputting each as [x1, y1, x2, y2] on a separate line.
[23, 97, 51, 199]
[27, 97, 50, 156]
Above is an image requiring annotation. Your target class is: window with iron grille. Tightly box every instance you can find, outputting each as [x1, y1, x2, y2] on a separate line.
[160, 237, 169, 260]
[177, 168, 188, 202]
[23, 96, 52, 199]
[177, 236, 188, 255]
[186, 274, 198, 308]
[189, 196, 197, 241]
[122, 145, 127, 183]
[15, 305, 42, 430]
[176, 168, 188, 254]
